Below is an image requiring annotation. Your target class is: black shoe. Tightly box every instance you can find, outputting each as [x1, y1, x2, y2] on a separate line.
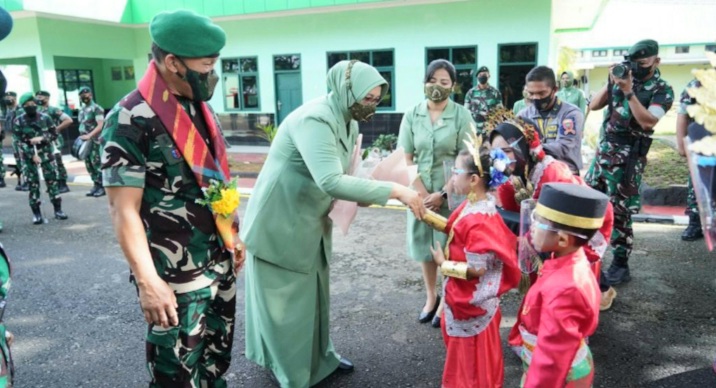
[606, 263, 631, 285]
[52, 199, 68, 220]
[431, 314, 441, 328]
[15, 184, 23, 191]
[93, 186, 106, 197]
[335, 357, 354, 374]
[31, 205, 44, 225]
[0, 178, 5, 188]
[58, 180, 70, 194]
[19, 181, 29, 191]
[681, 214, 703, 241]
[418, 295, 440, 323]
[86, 184, 99, 196]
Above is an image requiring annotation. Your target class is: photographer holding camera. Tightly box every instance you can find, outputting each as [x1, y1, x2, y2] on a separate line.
[585, 39, 674, 286]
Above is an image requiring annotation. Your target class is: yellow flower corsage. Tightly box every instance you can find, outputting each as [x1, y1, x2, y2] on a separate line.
[196, 178, 240, 217]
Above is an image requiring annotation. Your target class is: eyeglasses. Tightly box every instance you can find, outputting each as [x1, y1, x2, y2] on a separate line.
[450, 167, 480, 176]
[530, 211, 588, 240]
[362, 95, 382, 106]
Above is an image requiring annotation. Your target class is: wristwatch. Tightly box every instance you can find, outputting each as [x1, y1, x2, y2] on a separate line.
[624, 92, 634, 101]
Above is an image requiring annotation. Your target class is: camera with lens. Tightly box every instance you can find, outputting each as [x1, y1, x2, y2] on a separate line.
[611, 56, 633, 79]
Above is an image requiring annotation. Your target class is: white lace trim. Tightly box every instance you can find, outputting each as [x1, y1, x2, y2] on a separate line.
[459, 196, 497, 217]
[444, 252, 502, 337]
[530, 155, 555, 187]
[587, 230, 608, 259]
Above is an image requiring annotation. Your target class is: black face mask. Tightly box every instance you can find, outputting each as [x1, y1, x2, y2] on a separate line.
[176, 58, 219, 103]
[81, 96, 91, 104]
[24, 106, 37, 117]
[478, 76, 488, 85]
[533, 93, 554, 112]
[632, 63, 653, 80]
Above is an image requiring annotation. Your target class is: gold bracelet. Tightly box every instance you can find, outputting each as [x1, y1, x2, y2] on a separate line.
[422, 209, 448, 232]
[441, 261, 468, 279]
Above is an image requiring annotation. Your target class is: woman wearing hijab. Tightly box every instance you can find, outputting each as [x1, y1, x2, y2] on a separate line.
[241, 60, 425, 387]
[398, 59, 474, 328]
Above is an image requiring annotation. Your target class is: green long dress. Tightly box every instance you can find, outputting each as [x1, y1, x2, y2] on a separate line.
[241, 61, 394, 388]
[397, 99, 473, 261]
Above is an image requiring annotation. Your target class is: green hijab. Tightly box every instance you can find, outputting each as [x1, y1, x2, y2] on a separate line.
[327, 60, 388, 120]
[561, 71, 575, 89]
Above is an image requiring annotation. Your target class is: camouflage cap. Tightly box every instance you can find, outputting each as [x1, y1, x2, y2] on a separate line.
[629, 39, 659, 60]
[150, 10, 226, 58]
[19, 92, 35, 106]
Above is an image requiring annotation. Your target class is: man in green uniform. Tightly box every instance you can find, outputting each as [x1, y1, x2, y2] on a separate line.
[102, 10, 242, 388]
[556, 71, 587, 114]
[0, 242, 15, 387]
[12, 92, 68, 224]
[585, 39, 674, 285]
[35, 90, 73, 193]
[464, 66, 503, 135]
[77, 86, 105, 197]
[2, 92, 27, 191]
[512, 85, 530, 115]
[677, 77, 704, 241]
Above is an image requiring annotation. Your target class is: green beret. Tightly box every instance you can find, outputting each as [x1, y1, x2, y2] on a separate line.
[19, 92, 34, 106]
[629, 39, 659, 60]
[150, 10, 226, 58]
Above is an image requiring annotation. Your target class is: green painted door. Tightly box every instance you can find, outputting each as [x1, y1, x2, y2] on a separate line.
[275, 72, 302, 124]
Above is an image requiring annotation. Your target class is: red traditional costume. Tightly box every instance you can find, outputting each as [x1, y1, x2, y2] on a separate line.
[440, 197, 521, 388]
[518, 248, 600, 388]
[501, 156, 614, 350]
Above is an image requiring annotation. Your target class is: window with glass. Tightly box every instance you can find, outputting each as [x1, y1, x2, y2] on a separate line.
[591, 50, 608, 58]
[425, 46, 477, 105]
[706, 44, 716, 53]
[613, 48, 629, 57]
[498, 43, 538, 109]
[222, 57, 260, 111]
[327, 49, 394, 109]
[675, 45, 690, 54]
[56, 69, 94, 112]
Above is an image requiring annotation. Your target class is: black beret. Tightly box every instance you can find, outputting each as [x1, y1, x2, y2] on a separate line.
[629, 39, 659, 60]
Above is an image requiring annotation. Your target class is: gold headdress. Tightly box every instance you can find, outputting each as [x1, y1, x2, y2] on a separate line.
[463, 122, 484, 177]
[484, 107, 540, 147]
[686, 51, 716, 152]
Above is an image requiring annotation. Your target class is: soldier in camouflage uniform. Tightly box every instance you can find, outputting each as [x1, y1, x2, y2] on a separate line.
[585, 39, 674, 285]
[677, 78, 703, 241]
[12, 93, 68, 224]
[36, 90, 73, 193]
[77, 86, 106, 197]
[1, 92, 28, 191]
[464, 66, 503, 135]
[101, 10, 242, 388]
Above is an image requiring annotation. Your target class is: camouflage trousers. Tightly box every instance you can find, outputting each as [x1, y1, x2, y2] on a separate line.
[586, 160, 643, 262]
[52, 138, 67, 182]
[686, 175, 698, 216]
[11, 140, 26, 179]
[83, 140, 102, 185]
[146, 269, 237, 388]
[22, 147, 60, 207]
[0, 145, 5, 177]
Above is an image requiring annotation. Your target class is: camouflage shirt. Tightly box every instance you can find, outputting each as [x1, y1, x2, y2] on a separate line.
[464, 85, 503, 131]
[12, 112, 56, 155]
[678, 78, 700, 117]
[597, 69, 674, 164]
[38, 105, 70, 126]
[101, 91, 230, 294]
[78, 101, 104, 134]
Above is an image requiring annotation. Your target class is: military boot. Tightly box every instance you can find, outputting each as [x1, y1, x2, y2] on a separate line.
[19, 180, 29, 192]
[0, 177, 6, 188]
[31, 204, 44, 225]
[86, 183, 99, 197]
[58, 180, 70, 194]
[681, 213, 703, 241]
[93, 185, 106, 197]
[52, 198, 68, 220]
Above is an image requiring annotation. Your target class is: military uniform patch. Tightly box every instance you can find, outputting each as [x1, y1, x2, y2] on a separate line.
[561, 118, 576, 135]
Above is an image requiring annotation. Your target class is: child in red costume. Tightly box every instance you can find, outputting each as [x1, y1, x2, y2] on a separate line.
[519, 182, 608, 388]
[429, 143, 521, 388]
